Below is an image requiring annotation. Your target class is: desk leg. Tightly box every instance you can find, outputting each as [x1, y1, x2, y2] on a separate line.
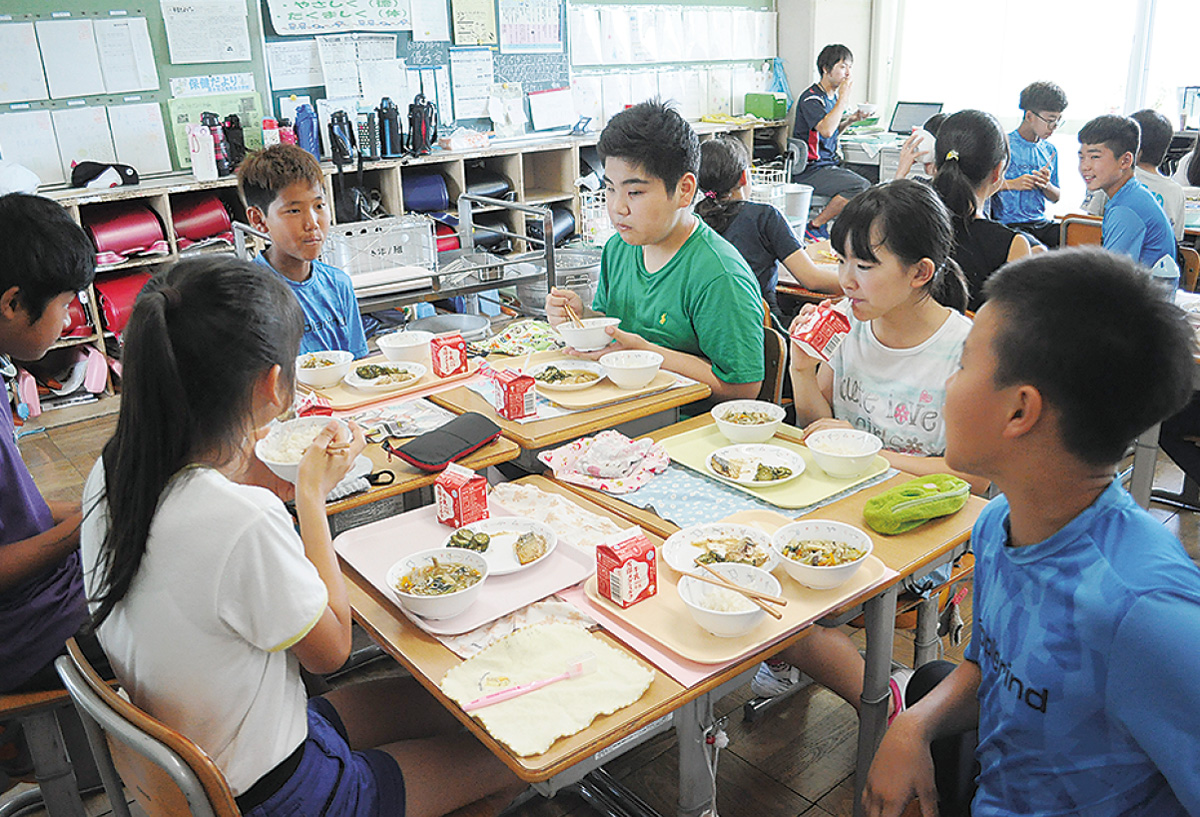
[853, 586, 898, 817]
[675, 694, 714, 817]
[914, 597, 940, 668]
[1129, 423, 1160, 509]
[19, 709, 87, 817]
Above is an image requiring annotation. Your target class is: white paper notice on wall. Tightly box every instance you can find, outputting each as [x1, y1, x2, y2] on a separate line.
[627, 71, 657, 106]
[628, 7, 657, 64]
[317, 36, 361, 98]
[108, 103, 173, 174]
[412, 0, 451, 41]
[659, 70, 703, 121]
[449, 47, 493, 121]
[161, 0, 251, 64]
[730, 65, 758, 116]
[0, 23, 50, 104]
[267, 39, 323, 89]
[599, 8, 632, 65]
[654, 9, 683, 63]
[708, 9, 733, 62]
[731, 10, 756, 59]
[94, 17, 159, 93]
[51, 107, 117, 179]
[0, 110, 64, 185]
[755, 13, 777, 59]
[571, 74, 604, 129]
[360, 59, 408, 106]
[600, 73, 631, 123]
[568, 7, 602, 66]
[681, 9, 709, 62]
[433, 67, 453, 128]
[35, 20, 106, 99]
[528, 86, 576, 131]
[707, 66, 732, 117]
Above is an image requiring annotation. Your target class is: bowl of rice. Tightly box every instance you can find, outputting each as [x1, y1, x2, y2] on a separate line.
[804, 428, 883, 478]
[295, 350, 354, 389]
[255, 417, 349, 484]
[712, 399, 786, 443]
[377, 330, 434, 363]
[771, 519, 873, 589]
[385, 548, 488, 620]
[677, 563, 781, 637]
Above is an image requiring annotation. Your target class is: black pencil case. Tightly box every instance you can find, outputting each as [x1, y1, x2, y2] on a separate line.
[385, 412, 502, 472]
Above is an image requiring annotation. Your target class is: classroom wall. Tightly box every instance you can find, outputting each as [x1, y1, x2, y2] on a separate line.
[776, 0, 872, 121]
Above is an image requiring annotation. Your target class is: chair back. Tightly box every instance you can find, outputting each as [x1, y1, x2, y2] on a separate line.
[786, 138, 809, 180]
[1180, 246, 1199, 292]
[757, 325, 788, 404]
[1059, 216, 1103, 247]
[55, 640, 240, 817]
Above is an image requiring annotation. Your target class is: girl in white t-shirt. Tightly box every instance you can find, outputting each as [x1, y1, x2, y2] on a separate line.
[81, 257, 521, 817]
[753, 181, 985, 717]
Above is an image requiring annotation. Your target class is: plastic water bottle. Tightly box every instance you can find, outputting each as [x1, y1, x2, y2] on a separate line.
[294, 104, 320, 160]
[1150, 256, 1180, 303]
[262, 118, 280, 147]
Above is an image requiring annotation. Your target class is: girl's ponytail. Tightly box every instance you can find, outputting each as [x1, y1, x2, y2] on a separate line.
[931, 258, 970, 313]
[932, 110, 1010, 223]
[696, 137, 751, 234]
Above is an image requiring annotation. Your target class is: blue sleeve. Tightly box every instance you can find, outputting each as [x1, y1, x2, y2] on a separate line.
[336, 272, 369, 359]
[1048, 144, 1059, 188]
[1102, 207, 1147, 260]
[1109, 591, 1200, 816]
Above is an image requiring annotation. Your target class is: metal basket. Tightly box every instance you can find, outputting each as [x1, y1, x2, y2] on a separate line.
[578, 189, 615, 248]
[749, 162, 790, 210]
[318, 215, 437, 293]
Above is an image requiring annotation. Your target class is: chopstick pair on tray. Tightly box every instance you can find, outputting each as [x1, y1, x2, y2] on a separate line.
[692, 560, 788, 620]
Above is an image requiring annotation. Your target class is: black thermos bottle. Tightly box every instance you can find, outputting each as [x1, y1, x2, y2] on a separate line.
[377, 97, 403, 158]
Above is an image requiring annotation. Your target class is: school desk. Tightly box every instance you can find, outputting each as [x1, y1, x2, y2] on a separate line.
[337, 473, 941, 817]
[774, 239, 841, 307]
[549, 414, 986, 817]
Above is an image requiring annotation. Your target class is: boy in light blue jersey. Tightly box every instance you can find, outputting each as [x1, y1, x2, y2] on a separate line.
[993, 82, 1066, 247]
[863, 249, 1200, 817]
[238, 145, 369, 359]
[1078, 115, 1176, 270]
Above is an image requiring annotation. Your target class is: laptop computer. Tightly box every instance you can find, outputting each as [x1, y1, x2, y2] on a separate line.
[888, 102, 945, 135]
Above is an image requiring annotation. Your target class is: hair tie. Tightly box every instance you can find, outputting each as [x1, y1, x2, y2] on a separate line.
[703, 190, 718, 200]
[157, 285, 183, 310]
[944, 149, 960, 162]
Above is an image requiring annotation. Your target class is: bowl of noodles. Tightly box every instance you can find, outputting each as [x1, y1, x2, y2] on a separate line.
[386, 548, 488, 620]
[712, 399, 786, 443]
[770, 520, 873, 589]
[295, 350, 354, 389]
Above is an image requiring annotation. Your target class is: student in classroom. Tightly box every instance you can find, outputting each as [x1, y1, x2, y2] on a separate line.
[752, 180, 986, 704]
[1083, 109, 1187, 243]
[792, 44, 872, 243]
[1171, 132, 1200, 186]
[80, 256, 523, 817]
[862, 249, 1200, 817]
[695, 136, 841, 323]
[545, 100, 766, 402]
[238, 144, 369, 359]
[893, 112, 946, 181]
[931, 110, 1037, 312]
[1078, 114, 1176, 271]
[991, 81, 1068, 248]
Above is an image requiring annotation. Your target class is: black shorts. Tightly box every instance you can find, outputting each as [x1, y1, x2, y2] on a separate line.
[795, 164, 871, 200]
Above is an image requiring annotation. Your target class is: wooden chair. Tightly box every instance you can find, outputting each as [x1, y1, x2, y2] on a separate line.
[757, 325, 788, 405]
[55, 639, 240, 817]
[1180, 246, 1200, 292]
[1059, 216, 1103, 247]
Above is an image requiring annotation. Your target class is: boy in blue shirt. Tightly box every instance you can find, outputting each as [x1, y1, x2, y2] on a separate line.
[862, 249, 1200, 817]
[1078, 115, 1176, 269]
[792, 44, 870, 243]
[993, 81, 1066, 247]
[238, 145, 369, 359]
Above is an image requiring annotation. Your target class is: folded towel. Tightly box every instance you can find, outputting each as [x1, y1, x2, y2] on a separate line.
[863, 474, 970, 535]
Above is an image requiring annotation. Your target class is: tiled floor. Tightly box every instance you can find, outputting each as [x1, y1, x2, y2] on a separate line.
[5, 410, 1198, 817]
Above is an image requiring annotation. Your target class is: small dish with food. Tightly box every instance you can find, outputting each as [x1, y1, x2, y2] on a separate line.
[440, 516, 558, 575]
[771, 519, 873, 589]
[712, 399, 786, 443]
[599, 350, 664, 390]
[295, 350, 354, 389]
[677, 563, 781, 637]
[706, 444, 806, 487]
[528, 361, 606, 392]
[377, 330, 434, 363]
[556, 317, 622, 352]
[255, 416, 351, 483]
[344, 361, 427, 392]
[663, 522, 778, 574]
[804, 428, 883, 478]
[386, 548, 488, 620]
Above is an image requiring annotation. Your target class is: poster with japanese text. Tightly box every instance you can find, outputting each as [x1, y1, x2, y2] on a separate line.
[266, 0, 412, 34]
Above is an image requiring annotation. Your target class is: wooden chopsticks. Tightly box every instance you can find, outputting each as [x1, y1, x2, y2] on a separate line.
[692, 560, 787, 619]
[563, 301, 586, 328]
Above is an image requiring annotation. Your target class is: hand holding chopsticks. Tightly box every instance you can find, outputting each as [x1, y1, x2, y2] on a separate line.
[563, 300, 586, 328]
[693, 560, 787, 619]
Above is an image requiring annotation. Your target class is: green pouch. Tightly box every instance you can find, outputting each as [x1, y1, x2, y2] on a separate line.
[863, 474, 971, 535]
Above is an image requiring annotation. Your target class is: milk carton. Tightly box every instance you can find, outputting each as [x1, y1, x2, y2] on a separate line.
[430, 331, 468, 377]
[596, 528, 657, 608]
[482, 366, 536, 420]
[434, 463, 489, 528]
[789, 300, 851, 362]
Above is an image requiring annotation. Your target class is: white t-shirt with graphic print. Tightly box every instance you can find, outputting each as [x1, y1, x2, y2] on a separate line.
[827, 310, 972, 457]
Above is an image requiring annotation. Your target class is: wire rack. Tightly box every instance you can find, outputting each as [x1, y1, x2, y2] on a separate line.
[578, 189, 615, 248]
[318, 215, 440, 295]
[749, 161, 790, 210]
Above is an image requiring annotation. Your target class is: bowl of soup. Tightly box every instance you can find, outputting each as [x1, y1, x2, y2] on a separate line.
[386, 548, 488, 620]
[712, 399, 786, 443]
[295, 350, 354, 389]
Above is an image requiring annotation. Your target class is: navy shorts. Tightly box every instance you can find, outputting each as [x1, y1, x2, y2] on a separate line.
[795, 164, 871, 200]
[242, 697, 406, 817]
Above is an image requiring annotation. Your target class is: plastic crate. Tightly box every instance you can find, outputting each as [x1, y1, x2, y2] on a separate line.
[319, 215, 437, 295]
[578, 189, 615, 248]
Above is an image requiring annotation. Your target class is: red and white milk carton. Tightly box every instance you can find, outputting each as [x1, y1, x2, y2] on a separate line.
[434, 463, 489, 528]
[595, 528, 657, 609]
[789, 300, 851, 362]
[482, 366, 537, 420]
[430, 331, 468, 378]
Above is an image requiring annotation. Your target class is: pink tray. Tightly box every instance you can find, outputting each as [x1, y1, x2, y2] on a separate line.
[334, 502, 593, 635]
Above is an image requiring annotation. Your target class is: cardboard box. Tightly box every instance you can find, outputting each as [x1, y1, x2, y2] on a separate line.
[596, 528, 657, 608]
[483, 366, 536, 420]
[434, 463, 489, 528]
[744, 92, 788, 121]
[430, 331, 468, 377]
[789, 301, 851, 362]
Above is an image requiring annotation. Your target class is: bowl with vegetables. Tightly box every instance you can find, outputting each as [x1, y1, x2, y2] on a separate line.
[295, 350, 354, 389]
[771, 519, 873, 589]
[712, 399, 786, 443]
[386, 548, 489, 620]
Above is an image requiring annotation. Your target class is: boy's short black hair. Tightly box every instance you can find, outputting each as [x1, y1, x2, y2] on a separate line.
[1078, 115, 1140, 162]
[983, 248, 1194, 467]
[237, 144, 326, 212]
[817, 44, 853, 76]
[0, 194, 94, 320]
[597, 99, 699, 194]
[1130, 109, 1173, 166]
[1019, 81, 1068, 114]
